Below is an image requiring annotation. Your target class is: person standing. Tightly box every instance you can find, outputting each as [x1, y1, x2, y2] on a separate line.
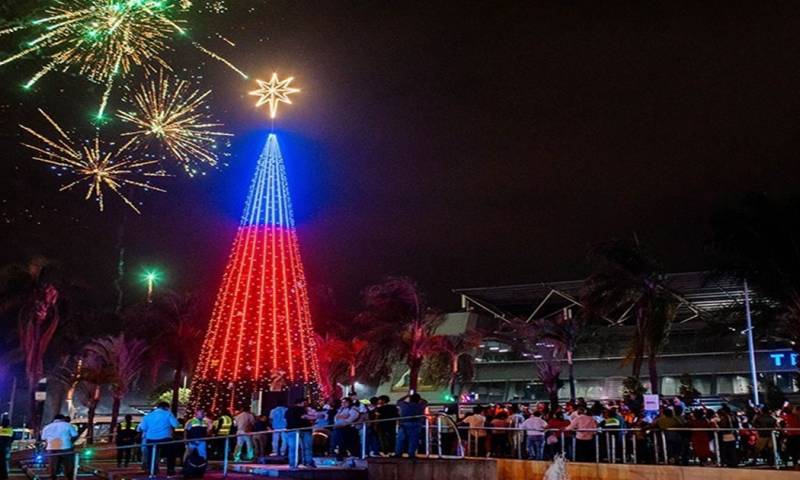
[0, 418, 13, 480]
[375, 396, 398, 455]
[233, 406, 256, 462]
[463, 406, 488, 457]
[115, 415, 137, 468]
[137, 402, 180, 476]
[41, 415, 78, 480]
[269, 401, 288, 456]
[285, 398, 317, 469]
[184, 409, 213, 460]
[565, 407, 597, 462]
[332, 398, 359, 461]
[395, 393, 425, 458]
[252, 415, 268, 460]
[521, 411, 547, 460]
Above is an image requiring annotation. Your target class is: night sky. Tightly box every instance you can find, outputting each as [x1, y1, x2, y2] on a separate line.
[1, 1, 800, 313]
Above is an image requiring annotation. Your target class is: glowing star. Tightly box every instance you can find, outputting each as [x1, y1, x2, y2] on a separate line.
[249, 73, 300, 119]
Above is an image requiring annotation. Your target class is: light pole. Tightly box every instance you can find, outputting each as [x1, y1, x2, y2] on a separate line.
[744, 279, 759, 406]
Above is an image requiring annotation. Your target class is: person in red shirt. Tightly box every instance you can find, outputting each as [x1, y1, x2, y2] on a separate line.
[782, 406, 800, 468]
[545, 411, 571, 459]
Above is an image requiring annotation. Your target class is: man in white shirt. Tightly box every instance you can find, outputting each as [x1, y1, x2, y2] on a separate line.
[565, 407, 598, 462]
[463, 406, 487, 457]
[233, 406, 256, 462]
[332, 399, 359, 461]
[138, 402, 180, 475]
[41, 414, 78, 480]
[520, 411, 548, 460]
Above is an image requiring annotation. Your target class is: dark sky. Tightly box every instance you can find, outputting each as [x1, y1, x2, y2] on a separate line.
[1, 1, 800, 313]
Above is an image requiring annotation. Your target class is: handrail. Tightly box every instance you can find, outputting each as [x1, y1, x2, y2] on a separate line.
[19, 412, 464, 476]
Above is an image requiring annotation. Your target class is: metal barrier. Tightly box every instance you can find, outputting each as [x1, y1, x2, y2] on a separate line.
[459, 425, 800, 470]
[20, 412, 463, 478]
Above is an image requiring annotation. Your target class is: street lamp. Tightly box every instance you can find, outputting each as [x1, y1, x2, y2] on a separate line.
[141, 268, 162, 303]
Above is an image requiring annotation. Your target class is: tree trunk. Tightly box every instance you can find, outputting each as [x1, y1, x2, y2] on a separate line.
[648, 351, 659, 394]
[109, 396, 121, 437]
[567, 350, 576, 402]
[27, 382, 38, 432]
[449, 356, 459, 400]
[87, 385, 100, 444]
[347, 364, 356, 392]
[408, 358, 421, 394]
[547, 385, 559, 410]
[171, 362, 182, 416]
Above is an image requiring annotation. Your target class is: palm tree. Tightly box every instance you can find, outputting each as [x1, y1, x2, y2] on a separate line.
[76, 355, 114, 444]
[128, 291, 204, 414]
[531, 312, 583, 402]
[359, 277, 445, 393]
[315, 335, 367, 395]
[427, 332, 482, 400]
[582, 238, 678, 394]
[84, 335, 147, 434]
[496, 318, 565, 407]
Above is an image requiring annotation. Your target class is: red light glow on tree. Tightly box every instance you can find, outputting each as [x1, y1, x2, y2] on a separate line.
[190, 133, 321, 413]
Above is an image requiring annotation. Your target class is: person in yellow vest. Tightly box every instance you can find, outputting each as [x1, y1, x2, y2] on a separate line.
[0, 418, 13, 480]
[185, 409, 213, 460]
[115, 415, 137, 468]
[211, 411, 232, 459]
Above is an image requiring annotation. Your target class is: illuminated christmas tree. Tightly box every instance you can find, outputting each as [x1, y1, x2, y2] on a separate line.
[191, 131, 321, 414]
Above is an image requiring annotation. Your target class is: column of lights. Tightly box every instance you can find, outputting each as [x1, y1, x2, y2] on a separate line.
[191, 133, 321, 414]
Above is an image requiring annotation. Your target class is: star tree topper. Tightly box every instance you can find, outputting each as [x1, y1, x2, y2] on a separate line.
[249, 72, 300, 118]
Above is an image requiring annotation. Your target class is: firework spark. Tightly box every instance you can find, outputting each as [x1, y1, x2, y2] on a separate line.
[117, 71, 232, 177]
[2, 0, 247, 116]
[20, 109, 167, 213]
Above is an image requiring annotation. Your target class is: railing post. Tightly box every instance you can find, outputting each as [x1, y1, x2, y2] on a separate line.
[611, 434, 616, 464]
[631, 431, 637, 464]
[73, 452, 80, 480]
[571, 436, 576, 461]
[594, 432, 599, 463]
[360, 423, 367, 459]
[223, 435, 230, 477]
[149, 443, 157, 477]
[652, 431, 659, 465]
[560, 431, 565, 456]
[771, 430, 780, 469]
[713, 431, 721, 467]
[660, 431, 667, 464]
[605, 432, 610, 463]
[621, 431, 626, 464]
[517, 428, 522, 460]
[436, 416, 443, 457]
[424, 418, 430, 457]
[296, 430, 301, 464]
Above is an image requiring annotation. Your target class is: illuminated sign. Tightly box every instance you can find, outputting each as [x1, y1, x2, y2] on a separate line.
[769, 352, 799, 367]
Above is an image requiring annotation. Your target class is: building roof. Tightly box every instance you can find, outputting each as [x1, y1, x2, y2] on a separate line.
[454, 271, 750, 325]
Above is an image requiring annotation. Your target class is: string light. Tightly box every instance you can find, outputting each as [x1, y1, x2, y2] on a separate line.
[191, 134, 320, 414]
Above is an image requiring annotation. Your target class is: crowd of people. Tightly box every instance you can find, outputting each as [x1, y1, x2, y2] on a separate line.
[26, 393, 800, 479]
[451, 396, 800, 469]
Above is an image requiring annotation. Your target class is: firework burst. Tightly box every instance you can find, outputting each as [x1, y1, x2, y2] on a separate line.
[2, 0, 247, 117]
[117, 71, 232, 177]
[20, 109, 167, 213]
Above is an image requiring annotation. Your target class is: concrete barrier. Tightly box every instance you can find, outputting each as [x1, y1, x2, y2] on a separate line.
[497, 458, 800, 480]
[368, 457, 497, 480]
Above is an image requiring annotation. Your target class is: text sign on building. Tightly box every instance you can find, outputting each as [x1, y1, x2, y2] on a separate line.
[769, 352, 798, 367]
[644, 394, 659, 412]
